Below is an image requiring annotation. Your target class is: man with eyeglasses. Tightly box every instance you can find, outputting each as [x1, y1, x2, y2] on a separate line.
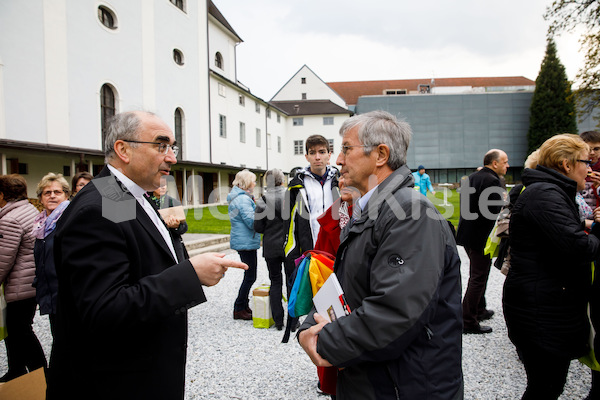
[298, 111, 463, 399]
[282, 134, 339, 337]
[579, 131, 600, 210]
[47, 111, 247, 399]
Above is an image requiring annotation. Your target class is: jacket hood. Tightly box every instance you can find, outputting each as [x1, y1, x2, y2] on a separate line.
[227, 186, 247, 203]
[522, 165, 578, 200]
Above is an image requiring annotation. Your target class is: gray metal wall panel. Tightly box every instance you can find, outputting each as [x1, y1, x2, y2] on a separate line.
[356, 92, 534, 169]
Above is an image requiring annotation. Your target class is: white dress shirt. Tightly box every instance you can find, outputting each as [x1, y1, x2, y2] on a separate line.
[107, 165, 178, 262]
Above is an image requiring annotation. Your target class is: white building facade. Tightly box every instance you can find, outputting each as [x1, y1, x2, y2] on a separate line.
[0, 0, 340, 203]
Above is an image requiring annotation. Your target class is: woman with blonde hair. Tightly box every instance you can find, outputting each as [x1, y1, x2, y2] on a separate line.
[503, 134, 600, 399]
[32, 173, 70, 334]
[227, 169, 260, 320]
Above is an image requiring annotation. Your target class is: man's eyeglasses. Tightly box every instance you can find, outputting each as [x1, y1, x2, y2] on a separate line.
[340, 144, 374, 155]
[123, 140, 179, 157]
[577, 159, 593, 167]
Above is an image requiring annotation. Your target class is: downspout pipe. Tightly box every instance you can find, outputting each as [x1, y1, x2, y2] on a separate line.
[265, 104, 270, 171]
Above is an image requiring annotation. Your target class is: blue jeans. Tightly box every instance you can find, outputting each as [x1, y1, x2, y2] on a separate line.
[234, 250, 257, 312]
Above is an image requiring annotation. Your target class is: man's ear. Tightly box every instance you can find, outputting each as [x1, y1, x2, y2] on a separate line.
[561, 158, 571, 173]
[113, 140, 131, 164]
[375, 144, 390, 167]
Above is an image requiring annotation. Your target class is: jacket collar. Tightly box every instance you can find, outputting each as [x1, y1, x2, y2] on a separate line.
[341, 165, 414, 238]
[522, 165, 578, 200]
[93, 166, 176, 262]
[479, 166, 500, 179]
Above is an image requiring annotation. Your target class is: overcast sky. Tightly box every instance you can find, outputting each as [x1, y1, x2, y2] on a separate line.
[212, 0, 584, 101]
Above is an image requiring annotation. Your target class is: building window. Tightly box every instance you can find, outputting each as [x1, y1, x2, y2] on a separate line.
[267, 133, 272, 150]
[266, 109, 271, 118]
[277, 114, 281, 123]
[301, 77, 306, 84]
[98, 6, 117, 29]
[328, 139, 334, 153]
[239, 122, 246, 143]
[239, 94, 245, 106]
[418, 84, 431, 94]
[301, 93, 307, 100]
[294, 140, 303, 155]
[256, 129, 261, 147]
[277, 136, 282, 153]
[385, 89, 407, 95]
[323, 117, 334, 125]
[215, 52, 223, 69]
[101, 84, 116, 150]
[170, 0, 185, 12]
[218, 83, 226, 97]
[173, 49, 184, 66]
[293, 117, 303, 126]
[255, 102, 260, 114]
[219, 114, 227, 138]
[174, 108, 184, 161]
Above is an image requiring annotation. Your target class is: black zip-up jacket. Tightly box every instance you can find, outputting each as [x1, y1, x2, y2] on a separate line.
[503, 165, 600, 359]
[254, 186, 286, 259]
[456, 166, 504, 252]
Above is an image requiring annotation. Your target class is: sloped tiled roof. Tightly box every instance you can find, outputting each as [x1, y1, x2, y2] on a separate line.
[327, 76, 535, 105]
[208, 0, 242, 42]
[269, 100, 352, 116]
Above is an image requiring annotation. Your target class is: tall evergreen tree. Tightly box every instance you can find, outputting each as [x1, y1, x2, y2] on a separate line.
[528, 38, 578, 154]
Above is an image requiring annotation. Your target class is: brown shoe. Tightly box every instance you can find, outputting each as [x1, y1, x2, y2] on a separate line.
[233, 310, 252, 320]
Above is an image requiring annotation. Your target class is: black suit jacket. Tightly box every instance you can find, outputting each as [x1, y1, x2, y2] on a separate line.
[456, 167, 505, 252]
[48, 166, 206, 399]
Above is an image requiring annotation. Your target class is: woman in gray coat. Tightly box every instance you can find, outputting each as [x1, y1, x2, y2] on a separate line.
[0, 174, 47, 382]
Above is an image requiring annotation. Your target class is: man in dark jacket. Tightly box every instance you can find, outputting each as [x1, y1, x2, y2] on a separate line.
[48, 111, 247, 399]
[456, 149, 509, 334]
[298, 111, 463, 399]
[254, 168, 287, 330]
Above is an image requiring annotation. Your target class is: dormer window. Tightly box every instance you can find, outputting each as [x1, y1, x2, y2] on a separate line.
[418, 84, 431, 94]
[170, 0, 185, 12]
[98, 6, 117, 30]
[173, 49, 184, 66]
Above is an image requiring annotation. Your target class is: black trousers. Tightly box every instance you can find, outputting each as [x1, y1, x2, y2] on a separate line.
[462, 247, 491, 328]
[3, 297, 47, 376]
[518, 344, 571, 399]
[234, 250, 258, 312]
[265, 257, 285, 326]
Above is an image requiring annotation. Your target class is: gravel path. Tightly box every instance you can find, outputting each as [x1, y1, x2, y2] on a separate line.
[0, 246, 592, 399]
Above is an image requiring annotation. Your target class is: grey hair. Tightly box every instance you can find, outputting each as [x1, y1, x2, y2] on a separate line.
[265, 168, 284, 187]
[339, 110, 412, 170]
[104, 111, 152, 162]
[232, 169, 257, 191]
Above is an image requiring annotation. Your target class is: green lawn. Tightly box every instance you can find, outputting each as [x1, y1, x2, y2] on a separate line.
[185, 205, 231, 234]
[185, 189, 460, 234]
[428, 188, 460, 229]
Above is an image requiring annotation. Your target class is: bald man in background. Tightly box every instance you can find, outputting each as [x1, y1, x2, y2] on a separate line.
[457, 149, 509, 334]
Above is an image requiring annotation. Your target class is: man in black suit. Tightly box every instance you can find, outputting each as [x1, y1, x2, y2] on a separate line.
[457, 149, 509, 334]
[47, 111, 247, 399]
